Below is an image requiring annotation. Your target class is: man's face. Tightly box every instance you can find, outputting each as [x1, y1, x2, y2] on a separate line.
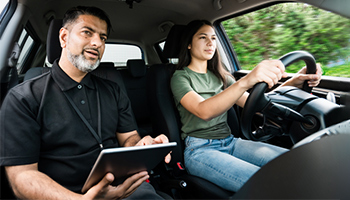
[64, 14, 108, 72]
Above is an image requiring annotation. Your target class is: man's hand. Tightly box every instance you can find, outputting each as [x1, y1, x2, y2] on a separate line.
[83, 171, 149, 199]
[136, 134, 171, 163]
[6, 164, 147, 200]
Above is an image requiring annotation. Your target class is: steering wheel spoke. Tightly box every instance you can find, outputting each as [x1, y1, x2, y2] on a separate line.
[262, 102, 312, 124]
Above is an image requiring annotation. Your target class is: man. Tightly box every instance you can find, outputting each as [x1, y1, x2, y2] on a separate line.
[0, 6, 170, 199]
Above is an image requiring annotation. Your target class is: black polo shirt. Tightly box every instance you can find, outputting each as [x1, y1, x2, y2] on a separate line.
[0, 60, 137, 193]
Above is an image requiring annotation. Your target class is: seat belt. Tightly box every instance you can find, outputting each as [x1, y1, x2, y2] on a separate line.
[63, 82, 103, 149]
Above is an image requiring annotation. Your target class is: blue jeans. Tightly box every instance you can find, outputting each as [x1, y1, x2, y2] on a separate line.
[184, 135, 288, 192]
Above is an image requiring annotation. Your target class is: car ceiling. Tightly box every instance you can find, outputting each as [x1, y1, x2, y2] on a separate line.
[17, 0, 350, 47]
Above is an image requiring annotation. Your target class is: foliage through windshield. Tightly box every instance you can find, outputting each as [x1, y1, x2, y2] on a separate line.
[222, 3, 350, 77]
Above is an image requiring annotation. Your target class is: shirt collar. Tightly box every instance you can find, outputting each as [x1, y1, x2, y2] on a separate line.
[51, 59, 95, 91]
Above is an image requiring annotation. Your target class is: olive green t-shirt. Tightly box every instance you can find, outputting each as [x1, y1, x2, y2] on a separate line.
[171, 67, 235, 140]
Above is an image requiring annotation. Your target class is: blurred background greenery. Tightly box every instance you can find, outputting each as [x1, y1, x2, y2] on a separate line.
[222, 3, 350, 78]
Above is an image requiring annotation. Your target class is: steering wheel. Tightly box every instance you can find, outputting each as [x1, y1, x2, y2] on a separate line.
[240, 51, 317, 141]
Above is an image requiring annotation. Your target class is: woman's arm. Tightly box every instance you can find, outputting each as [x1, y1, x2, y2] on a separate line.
[180, 60, 286, 121]
[180, 79, 247, 121]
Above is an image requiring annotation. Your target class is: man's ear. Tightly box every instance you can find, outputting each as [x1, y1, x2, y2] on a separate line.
[59, 27, 68, 48]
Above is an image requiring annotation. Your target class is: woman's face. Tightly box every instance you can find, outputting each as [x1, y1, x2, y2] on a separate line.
[188, 24, 216, 62]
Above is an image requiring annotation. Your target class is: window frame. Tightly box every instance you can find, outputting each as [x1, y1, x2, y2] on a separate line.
[17, 22, 41, 75]
[0, 0, 17, 39]
[102, 42, 145, 67]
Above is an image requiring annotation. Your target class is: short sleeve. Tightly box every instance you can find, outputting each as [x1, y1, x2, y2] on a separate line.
[0, 89, 41, 166]
[226, 75, 236, 87]
[115, 83, 138, 133]
[170, 70, 193, 105]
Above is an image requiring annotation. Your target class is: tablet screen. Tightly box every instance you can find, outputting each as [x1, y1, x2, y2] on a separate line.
[81, 142, 177, 193]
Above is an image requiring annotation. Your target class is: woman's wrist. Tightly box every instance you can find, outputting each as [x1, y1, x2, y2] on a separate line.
[235, 77, 252, 91]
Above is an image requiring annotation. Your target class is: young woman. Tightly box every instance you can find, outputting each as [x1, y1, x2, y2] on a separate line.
[170, 20, 322, 192]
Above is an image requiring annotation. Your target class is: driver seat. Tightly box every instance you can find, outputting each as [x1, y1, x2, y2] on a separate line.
[148, 25, 238, 199]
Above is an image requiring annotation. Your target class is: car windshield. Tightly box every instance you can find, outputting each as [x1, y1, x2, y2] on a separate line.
[221, 2, 350, 77]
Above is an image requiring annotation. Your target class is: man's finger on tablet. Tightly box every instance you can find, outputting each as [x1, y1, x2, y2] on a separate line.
[122, 171, 149, 187]
[136, 135, 154, 146]
[116, 171, 149, 197]
[154, 134, 169, 144]
[165, 152, 171, 163]
[83, 173, 114, 199]
[98, 173, 114, 189]
[123, 172, 150, 197]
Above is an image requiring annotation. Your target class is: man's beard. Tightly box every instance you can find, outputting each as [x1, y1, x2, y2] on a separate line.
[67, 48, 100, 73]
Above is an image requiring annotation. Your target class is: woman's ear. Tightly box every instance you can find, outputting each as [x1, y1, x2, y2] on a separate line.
[188, 44, 191, 49]
[59, 27, 68, 48]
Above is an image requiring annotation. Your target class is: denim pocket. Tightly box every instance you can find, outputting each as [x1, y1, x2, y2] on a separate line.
[185, 136, 212, 150]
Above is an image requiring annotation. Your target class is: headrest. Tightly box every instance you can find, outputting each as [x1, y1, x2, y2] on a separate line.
[98, 62, 114, 68]
[127, 59, 146, 78]
[163, 25, 186, 59]
[92, 62, 117, 80]
[47, 19, 63, 64]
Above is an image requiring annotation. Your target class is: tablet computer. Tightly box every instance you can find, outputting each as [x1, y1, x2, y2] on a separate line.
[81, 142, 177, 193]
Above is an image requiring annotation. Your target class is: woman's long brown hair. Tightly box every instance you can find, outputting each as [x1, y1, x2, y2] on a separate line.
[177, 20, 233, 88]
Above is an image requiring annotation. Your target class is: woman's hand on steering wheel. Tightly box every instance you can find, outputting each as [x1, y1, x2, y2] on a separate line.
[282, 64, 322, 89]
[241, 59, 288, 90]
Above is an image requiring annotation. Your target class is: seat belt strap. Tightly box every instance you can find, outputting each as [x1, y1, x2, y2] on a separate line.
[63, 82, 103, 149]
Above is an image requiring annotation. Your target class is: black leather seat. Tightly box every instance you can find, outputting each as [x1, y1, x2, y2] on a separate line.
[148, 25, 236, 199]
[23, 18, 62, 81]
[120, 59, 153, 137]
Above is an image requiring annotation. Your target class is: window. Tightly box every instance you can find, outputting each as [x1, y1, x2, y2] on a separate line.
[0, 0, 8, 14]
[101, 43, 143, 67]
[159, 41, 165, 50]
[0, 0, 13, 38]
[16, 29, 35, 72]
[221, 3, 350, 78]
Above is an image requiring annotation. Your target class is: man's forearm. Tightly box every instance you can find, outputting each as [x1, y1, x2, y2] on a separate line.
[6, 165, 81, 200]
[122, 133, 141, 147]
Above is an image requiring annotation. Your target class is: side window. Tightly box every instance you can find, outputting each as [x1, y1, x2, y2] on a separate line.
[16, 29, 35, 72]
[0, 0, 9, 21]
[0, 0, 11, 38]
[156, 40, 179, 64]
[158, 41, 165, 51]
[221, 3, 350, 78]
[101, 44, 143, 67]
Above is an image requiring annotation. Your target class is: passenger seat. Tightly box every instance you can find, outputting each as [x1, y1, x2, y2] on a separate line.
[120, 59, 153, 137]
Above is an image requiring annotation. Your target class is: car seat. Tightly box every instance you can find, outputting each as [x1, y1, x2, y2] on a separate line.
[22, 18, 62, 81]
[148, 25, 236, 199]
[120, 59, 153, 137]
